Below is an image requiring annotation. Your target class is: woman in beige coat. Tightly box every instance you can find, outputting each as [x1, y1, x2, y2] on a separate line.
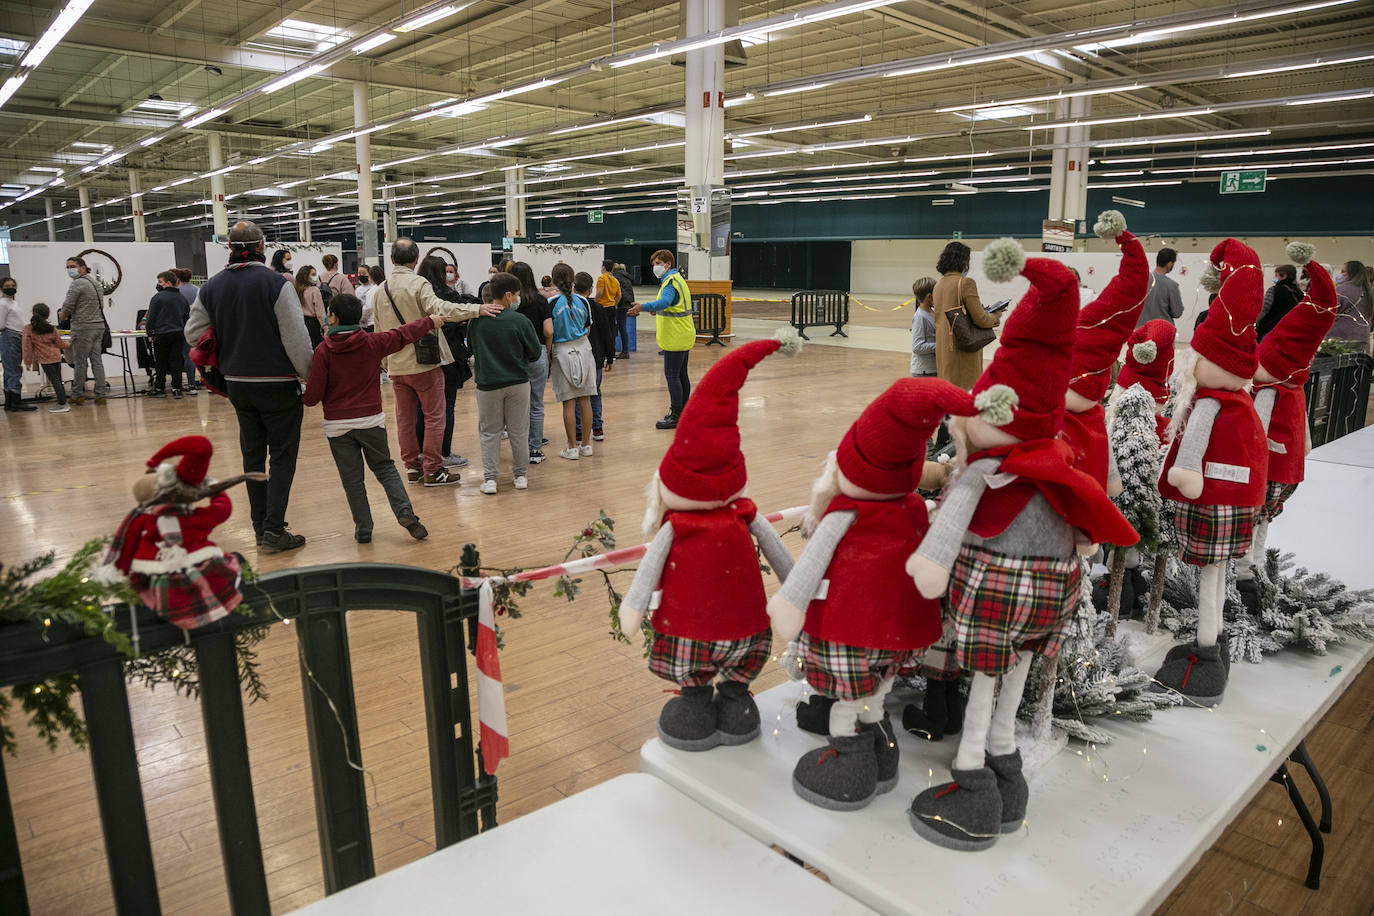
[930, 241, 1000, 390]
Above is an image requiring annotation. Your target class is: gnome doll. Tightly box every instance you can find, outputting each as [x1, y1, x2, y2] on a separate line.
[1061, 210, 1150, 496]
[904, 242, 1138, 851]
[1155, 239, 1268, 704]
[767, 378, 976, 810]
[96, 436, 265, 629]
[1240, 243, 1338, 582]
[621, 329, 800, 751]
[1112, 319, 1177, 446]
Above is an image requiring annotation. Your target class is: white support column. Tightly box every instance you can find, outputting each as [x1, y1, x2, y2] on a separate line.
[297, 199, 312, 242]
[44, 197, 56, 242]
[129, 170, 147, 242]
[1063, 95, 1091, 239]
[207, 133, 229, 239]
[353, 81, 379, 266]
[1046, 99, 1069, 222]
[382, 186, 397, 246]
[504, 166, 526, 241]
[77, 186, 93, 242]
[681, 0, 729, 281]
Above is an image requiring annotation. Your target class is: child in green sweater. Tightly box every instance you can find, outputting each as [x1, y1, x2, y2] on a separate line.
[468, 272, 543, 493]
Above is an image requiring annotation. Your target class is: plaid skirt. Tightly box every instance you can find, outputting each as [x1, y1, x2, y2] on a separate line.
[798, 632, 917, 700]
[648, 629, 771, 687]
[1168, 500, 1257, 566]
[1264, 481, 1300, 522]
[129, 553, 242, 630]
[949, 545, 1082, 677]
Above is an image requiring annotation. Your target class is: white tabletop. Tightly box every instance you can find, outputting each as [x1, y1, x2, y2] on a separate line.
[290, 773, 876, 915]
[642, 454, 1374, 916]
[1305, 422, 1374, 469]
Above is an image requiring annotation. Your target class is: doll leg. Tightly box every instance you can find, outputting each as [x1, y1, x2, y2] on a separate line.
[1153, 563, 1229, 706]
[793, 697, 879, 811]
[650, 635, 721, 751]
[909, 672, 1002, 850]
[714, 630, 769, 745]
[859, 675, 900, 795]
[984, 656, 1032, 834]
[1196, 562, 1224, 648]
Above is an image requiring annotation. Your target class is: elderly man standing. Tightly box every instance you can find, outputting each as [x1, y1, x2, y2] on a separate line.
[374, 237, 499, 486]
[185, 221, 314, 553]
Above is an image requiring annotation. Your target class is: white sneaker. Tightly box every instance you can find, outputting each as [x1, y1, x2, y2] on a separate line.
[479, 479, 497, 495]
[513, 476, 528, 490]
[48, 405, 71, 413]
[579, 444, 594, 457]
[559, 447, 580, 460]
[501, 430, 509, 440]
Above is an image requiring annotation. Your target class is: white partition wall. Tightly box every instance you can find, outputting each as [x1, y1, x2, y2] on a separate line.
[418, 242, 491, 291]
[203, 241, 343, 278]
[512, 243, 605, 286]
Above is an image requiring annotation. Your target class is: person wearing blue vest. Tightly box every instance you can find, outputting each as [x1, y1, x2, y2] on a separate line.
[630, 249, 695, 429]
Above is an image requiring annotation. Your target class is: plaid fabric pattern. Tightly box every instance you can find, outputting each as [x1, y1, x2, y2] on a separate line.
[648, 629, 771, 687]
[1168, 499, 1257, 566]
[797, 632, 917, 700]
[129, 553, 242, 630]
[1264, 481, 1299, 522]
[914, 612, 962, 679]
[948, 545, 1082, 676]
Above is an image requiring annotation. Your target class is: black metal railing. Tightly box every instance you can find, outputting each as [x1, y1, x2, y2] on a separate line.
[789, 289, 850, 340]
[0, 550, 491, 916]
[693, 293, 728, 346]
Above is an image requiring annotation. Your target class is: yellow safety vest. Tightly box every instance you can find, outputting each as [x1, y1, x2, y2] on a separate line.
[656, 271, 695, 352]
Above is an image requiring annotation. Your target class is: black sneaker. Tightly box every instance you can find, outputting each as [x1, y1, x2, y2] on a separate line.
[423, 469, 462, 487]
[528, 449, 546, 464]
[655, 412, 679, 430]
[172, 389, 183, 400]
[403, 518, 429, 540]
[146, 389, 166, 398]
[354, 530, 372, 544]
[618, 351, 630, 359]
[260, 530, 306, 553]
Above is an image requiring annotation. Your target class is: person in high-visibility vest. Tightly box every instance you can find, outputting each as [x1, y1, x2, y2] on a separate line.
[630, 249, 694, 429]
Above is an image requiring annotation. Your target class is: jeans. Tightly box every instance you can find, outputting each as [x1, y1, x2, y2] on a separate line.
[415, 360, 460, 457]
[613, 305, 631, 353]
[663, 349, 691, 413]
[476, 383, 531, 480]
[69, 327, 107, 397]
[182, 340, 195, 387]
[152, 333, 184, 392]
[526, 349, 549, 450]
[577, 364, 605, 438]
[227, 381, 304, 538]
[326, 426, 416, 534]
[0, 329, 20, 394]
[392, 368, 445, 476]
[41, 362, 67, 405]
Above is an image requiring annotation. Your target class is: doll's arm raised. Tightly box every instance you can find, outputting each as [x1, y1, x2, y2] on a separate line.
[749, 514, 797, 583]
[768, 511, 854, 642]
[1165, 398, 1220, 500]
[620, 523, 674, 634]
[909, 458, 997, 597]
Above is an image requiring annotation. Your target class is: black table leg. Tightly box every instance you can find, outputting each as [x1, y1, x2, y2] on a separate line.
[1289, 741, 1333, 833]
[1270, 763, 1324, 890]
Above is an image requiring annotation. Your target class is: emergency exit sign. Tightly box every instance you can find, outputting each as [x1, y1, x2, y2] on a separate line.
[587, 209, 604, 224]
[1220, 169, 1266, 194]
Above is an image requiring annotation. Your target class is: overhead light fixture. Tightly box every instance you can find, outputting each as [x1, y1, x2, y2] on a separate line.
[353, 33, 399, 53]
[71, 141, 111, 151]
[0, 73, 27, 109]
[29, 165, 62, 173]
[1225, 51, 1374, 79]
[764, 81, 833, 97]
[1094, 128, 1271, 148]
[724, 93, 755, 108]
[1199, 139, 1374, 158]
[471, 77, 564, 105]
[261, 64, 327, 94]
[1287, 89, 1373, 106]
[947, 181, 978, 192]
[1074, 0, 1357, 53]
[1112, 195, 1146, 208]
[734, 114, 872, 138]
[139, 135, 166, 147]
[15, 0, 96, 72]
[96, 152, 126, 166]
[931, 199, 955, 206]
[939, 83, 1143, 113]
[183, 108, 226, 128]
[395, 5, 465, 32]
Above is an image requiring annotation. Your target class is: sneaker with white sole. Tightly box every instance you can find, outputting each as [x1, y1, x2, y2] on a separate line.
[559, 447, 580, 460]
[528, 449, 546, 464]
[513, 476, 528, 490]
[423, 469, 462, 487]
[592, 428, 605, 442]
[579, 444, 594, 457]
[442, 454, 469, 468]
[48, 405, 71, 413]
[406, 469, 422, 484]
[479, 479, 497, 495]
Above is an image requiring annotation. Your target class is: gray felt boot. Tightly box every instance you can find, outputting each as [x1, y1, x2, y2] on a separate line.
[909, 766, 1002, 851]
[792, 732, 878, 811]
[714, 680, 761, 745]
[864, 715, 900, 794]
[1153, 641, 1228, 706]
[657, 685, 720, 751]
[1164, 634, 1231, 674]
[985, 750, 1028, 834]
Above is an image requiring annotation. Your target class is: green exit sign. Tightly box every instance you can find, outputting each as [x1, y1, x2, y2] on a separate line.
[1220, 169, 1266, 194]
[587, 209, 604, 224]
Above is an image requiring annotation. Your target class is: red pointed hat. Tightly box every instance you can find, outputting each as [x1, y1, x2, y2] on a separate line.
[1068, 212, 1150, 401]
[1191, 238, 1262, 379]
[1256, 243, 1338, 386]
[836, 377, 976, 493]
[658, 328, 801, 501]
[972, 240, 1081, 441]
[147, 436, 214, 488]
[1116, 319, 1176, 402]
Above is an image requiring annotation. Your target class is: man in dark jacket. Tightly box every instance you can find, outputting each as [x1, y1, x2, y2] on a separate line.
[145, 270, 190, 398]
[610, 262, 636, 357]
[1256, 264, 1304, 341]
[185, 221, 313, 553]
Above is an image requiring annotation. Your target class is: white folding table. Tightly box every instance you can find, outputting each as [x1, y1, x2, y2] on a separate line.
[290, 773, 877, 915]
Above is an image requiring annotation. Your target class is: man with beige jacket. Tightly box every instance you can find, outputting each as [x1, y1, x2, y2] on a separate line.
[374, 238, 499, 486]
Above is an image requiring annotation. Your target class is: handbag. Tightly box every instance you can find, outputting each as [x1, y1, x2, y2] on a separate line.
[382, 281, 440, 365]
[945, 281, 996, 353]
[86, 276, 113, 352]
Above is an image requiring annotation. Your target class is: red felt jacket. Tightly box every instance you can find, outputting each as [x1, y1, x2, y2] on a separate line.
[110, 496, 233, 575]
[302, 317, 436, 420]
[1158, 387, 1267, 507]
[803, 495, 942, 651]
[1152, 413, 1170, 446]
[1255, 382, 1306, 485]
[653, 499, 768, 641]
[1060, 404, 1110, 487]
[967, 438, 1139, 547]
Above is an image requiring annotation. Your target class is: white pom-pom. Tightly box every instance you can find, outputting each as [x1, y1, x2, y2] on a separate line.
[1132, 340, 1158, 363]
[982, 238, 1025, 284]
[154, 462, 178, 490]
[1199, 262, 1221, 293]
[773, 325, 802, 357]
[90, 563, 128, 586]
[974, 384, 1019, 427]
[1285, 241, 1315, 265]
[1094, 209, 1127, 240]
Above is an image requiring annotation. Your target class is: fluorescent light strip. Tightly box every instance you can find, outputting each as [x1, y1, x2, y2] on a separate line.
[1095, 128, 1271, 148]
[183, 108, 226, 128]
[394, 5, 464, 32]
[1150, 157, 1374, 174]
[17, 0, 96, 72]
[1075, 0, 1357, 52]
[734, 114, 872, 138]
[1199, 140, 1374, 159]
[1225, 51, 1374, 79]
[261, 63, 326, 94]
[352, 33, 398, 53]
[0, 73, 28, 109]
[939, 83, 1142, 113]
[1288, 90, 1373, 106]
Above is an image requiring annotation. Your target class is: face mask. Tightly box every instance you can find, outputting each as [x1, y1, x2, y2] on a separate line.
[512, 294, 521, 309]
[156, 284, 164, 292]
[2, 288, 14, 297]
[1334, 272, 1347, 283]
[67, 268, 80, 278]
[446, 272, 456, 282]
[309, 275, 319, 285]
[283, 259, 293, 270]
[653, 264, 667, 278]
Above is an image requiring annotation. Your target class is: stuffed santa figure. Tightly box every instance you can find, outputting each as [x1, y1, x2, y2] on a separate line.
[621, 329, 799, 751]
[1061, 210, 1150, 496]
[1112, 319, 1177, 446]
[904, 240, 1138, 851]
[96, 436, 264, 630]
[1154, 239, 1268, 704]
[1240, 243, 1338, 580]
[767, 378, 976, 810]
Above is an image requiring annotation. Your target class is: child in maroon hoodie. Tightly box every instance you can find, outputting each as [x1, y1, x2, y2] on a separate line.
[303, 293, 443, 543]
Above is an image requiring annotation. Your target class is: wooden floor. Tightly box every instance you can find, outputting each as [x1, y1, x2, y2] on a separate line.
[1, 320, 1370, 916]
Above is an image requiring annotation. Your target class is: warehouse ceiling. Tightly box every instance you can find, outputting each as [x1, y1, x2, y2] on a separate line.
[1, 0, 1372, 239]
